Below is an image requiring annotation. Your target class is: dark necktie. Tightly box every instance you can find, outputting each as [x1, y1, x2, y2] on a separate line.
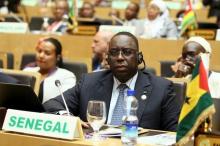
[110, 84, 127, 125]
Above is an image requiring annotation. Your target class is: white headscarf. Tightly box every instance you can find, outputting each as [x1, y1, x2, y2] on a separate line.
[149, 0, 169, 18]
[185, 36, 212, 54]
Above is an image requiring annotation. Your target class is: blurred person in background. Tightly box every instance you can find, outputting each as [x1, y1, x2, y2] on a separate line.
[78, 1, 114, 25]
[0, 0, 21, 14]
[123, 2, 143, 36]
[172, 36, 220, 98]
[203, 0, 220, 27]
[23, 37, 76, 103]
[78, 1, 95, 19]
[91, 31, 113, 71]
[46, 0, 72, 33]
[139, 0, 178, 39]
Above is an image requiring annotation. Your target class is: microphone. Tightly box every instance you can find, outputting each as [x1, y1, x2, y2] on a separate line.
[55, 80, 70, 116]
[9, 12, 23, 23]
[111, 15, 124, 25]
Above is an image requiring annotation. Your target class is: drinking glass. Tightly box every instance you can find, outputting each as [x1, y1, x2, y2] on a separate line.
[87, 100, 106, 140]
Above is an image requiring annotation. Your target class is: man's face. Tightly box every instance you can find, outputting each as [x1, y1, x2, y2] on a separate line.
[53, 1, 69, 21]
[182, 42, 206, 64]
[108, 35, 139, 83]
[125, 3, 138, 21]
[80, 3, 94, 18]
[147, 4, 160, 20]
[91, 33, 108, 59]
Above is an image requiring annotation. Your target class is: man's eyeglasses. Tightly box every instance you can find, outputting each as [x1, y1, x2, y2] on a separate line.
[108, 48, 137, 57]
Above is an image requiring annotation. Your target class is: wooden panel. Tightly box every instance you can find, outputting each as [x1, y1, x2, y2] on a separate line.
[0, 33, 93, 72]
[0, 33, 219, 75]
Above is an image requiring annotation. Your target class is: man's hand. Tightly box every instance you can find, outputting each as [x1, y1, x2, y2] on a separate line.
[81, 120, 89, 128]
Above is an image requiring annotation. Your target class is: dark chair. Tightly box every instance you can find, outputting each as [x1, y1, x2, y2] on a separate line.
[198, 22, 219, 29]
[160, 61, 176, 77]
[0, 60, 3, 68]
[20, 53, 88, 82]
[1, 69, 41, 95]
[63, 61, 88, 82]
[20, 53, 35, 69]
[4, 16, 24, 22]
[144, 67, 156, 75]
[6, 53, 14, 69]
[168, 78, 188, 107]
[0, 52, 14, 69]
[212, 98, 220, 132]
[173, 81, 187, 107]
[29, 17, 53, 31]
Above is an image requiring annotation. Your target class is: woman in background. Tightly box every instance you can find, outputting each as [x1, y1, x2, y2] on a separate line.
[139, 0, 178, 39]
[24, 37, 76, 103]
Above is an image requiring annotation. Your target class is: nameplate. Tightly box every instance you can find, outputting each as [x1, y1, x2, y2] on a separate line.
[195, 133, 220, 146]
[2, 109, 84, 140]
[99, 25, 136, 35]
[0, 22, 28, 33]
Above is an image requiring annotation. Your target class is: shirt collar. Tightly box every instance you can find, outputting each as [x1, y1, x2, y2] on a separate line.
[113, 72, 138, 90]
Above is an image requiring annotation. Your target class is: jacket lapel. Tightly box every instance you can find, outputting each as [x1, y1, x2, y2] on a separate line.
[135, 70, 152, 120]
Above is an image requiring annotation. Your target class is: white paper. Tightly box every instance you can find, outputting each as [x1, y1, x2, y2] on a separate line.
[209, 72, 220, 98]
[137, 133, 176, 146]
[216, 29, 220, 41]
[99, 127, 121, 136]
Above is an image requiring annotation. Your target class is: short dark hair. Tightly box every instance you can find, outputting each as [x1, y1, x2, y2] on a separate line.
[43, 37, 63, 67]
[110, 31, 139, 51]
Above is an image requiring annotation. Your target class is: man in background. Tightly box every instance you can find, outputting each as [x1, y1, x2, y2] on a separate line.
[91, 31, 113, 71]
[173, 36, 220, 98]
[123, 2, 142, 36]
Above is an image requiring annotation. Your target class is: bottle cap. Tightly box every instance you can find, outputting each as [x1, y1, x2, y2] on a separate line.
[127, 89, 135, 96]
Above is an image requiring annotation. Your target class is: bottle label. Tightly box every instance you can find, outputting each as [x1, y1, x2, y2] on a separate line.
[122, 122, 138, 137]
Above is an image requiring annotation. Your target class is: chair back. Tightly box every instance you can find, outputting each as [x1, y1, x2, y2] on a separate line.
[212, 98, 220, 132]
[167, 78, 188, 107]
[20, 53, 35, 69]
[1, 69, 41, 95]
[63, 61, 88, 82]
[0, 52, 13, 69]
[20, 53, 88, 82]
[144, 67, 156, 75]
[160, 61, 175, 77]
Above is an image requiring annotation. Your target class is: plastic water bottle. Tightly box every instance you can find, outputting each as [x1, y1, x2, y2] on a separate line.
[121, 89, 138, 146]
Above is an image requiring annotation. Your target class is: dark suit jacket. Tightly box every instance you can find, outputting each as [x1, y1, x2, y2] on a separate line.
[44, 70, 181, 131]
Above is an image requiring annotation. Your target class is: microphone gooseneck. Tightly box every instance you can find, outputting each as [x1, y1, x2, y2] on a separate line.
[55, 80, 70, 116]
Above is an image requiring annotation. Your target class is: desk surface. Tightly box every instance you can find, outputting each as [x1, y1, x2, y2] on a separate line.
[0, 130, 170, 146]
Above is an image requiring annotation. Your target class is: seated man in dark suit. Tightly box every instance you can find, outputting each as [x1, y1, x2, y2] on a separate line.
[44, 32, 180, 131]
[0, 72, 18, 84]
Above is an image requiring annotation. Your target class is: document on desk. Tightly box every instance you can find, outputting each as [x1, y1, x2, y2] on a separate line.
[137, 133, 176, 146]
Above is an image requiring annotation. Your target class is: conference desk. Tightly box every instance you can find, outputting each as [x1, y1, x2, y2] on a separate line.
[0, 129, 174, 146]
